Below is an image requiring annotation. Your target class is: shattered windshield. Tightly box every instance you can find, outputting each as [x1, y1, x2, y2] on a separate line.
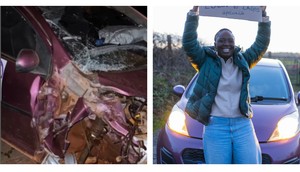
[39, 6, 147, 73]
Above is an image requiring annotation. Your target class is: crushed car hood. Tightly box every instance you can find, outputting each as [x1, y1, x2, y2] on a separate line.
[97, 69, 147, 97]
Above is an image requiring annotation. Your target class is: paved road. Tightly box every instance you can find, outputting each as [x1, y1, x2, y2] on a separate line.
[1, 141, 36, 164]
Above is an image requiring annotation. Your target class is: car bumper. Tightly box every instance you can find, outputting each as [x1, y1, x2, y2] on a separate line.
[157, 125, 300, 164]
[156, 125, 205, 164]
[260, 134, 300, 164]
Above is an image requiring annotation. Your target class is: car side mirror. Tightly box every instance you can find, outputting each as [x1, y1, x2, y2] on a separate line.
[16, 49, 40, 73]
[173, 85, 185, 97]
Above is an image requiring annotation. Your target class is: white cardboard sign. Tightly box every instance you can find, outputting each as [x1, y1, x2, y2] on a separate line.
[199, 6, 262, 22]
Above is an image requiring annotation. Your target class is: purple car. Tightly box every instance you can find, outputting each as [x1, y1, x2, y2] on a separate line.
[1, 6, 147, 164]
[157, 58, 300, 164]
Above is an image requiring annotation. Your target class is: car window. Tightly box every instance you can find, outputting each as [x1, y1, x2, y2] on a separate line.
[1, 6, 52, 78]
[39, 6, 147, 73]
[1, 6, 36, 58]
[249, 65, 290, 103]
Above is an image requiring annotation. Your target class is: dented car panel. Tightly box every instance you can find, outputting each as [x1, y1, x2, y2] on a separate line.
[1, 6, 147, 164]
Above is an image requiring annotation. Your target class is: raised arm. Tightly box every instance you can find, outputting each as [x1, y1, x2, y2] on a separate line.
[242, 6, 271, 69]
[182, 6, 206, 71]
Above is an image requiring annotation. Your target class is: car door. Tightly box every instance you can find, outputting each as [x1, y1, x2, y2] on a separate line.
[1, 6, 52, 158]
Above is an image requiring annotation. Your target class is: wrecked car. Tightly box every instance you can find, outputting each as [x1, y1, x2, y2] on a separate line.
[1, 6, 147, 164]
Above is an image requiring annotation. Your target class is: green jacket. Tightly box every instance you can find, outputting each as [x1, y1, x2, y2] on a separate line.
[182, 14, 271, 126]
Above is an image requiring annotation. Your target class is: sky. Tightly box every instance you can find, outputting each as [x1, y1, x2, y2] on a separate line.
[153, 5, 300, 53]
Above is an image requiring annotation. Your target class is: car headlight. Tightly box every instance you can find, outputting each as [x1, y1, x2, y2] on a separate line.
[167, 105, 189, 136]
[269, 111, 300, 142]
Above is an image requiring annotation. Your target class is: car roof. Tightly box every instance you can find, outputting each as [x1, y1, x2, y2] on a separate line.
[257, 58, 281, 67]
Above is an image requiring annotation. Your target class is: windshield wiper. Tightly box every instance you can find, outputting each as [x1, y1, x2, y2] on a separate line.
[251, 96, 288, 102]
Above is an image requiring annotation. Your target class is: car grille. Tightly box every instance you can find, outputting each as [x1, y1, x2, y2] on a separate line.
[182, 149, 275, 164]
[262, 154, 272, 164]
[161, 148, 298, 164]
[182, 148, 205, 164]
[283, 157, 300, 164]
[262, 153, 300, 164]
[160, 147, 175, 164]
[181, 149, 275, 164]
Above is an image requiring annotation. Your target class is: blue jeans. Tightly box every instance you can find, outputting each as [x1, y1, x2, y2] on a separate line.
[203, 116, 262, 164]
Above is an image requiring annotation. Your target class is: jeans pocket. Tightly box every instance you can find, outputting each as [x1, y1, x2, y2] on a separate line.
[207, 116, 214, 126]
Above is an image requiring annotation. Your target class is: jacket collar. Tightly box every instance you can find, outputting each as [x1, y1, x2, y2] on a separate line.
[204, 46, 248, 70]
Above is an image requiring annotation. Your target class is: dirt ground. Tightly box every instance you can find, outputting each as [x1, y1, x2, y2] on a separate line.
[1, 140, 36, 164]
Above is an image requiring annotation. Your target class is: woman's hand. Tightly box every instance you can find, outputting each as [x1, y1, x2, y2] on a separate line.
[261, 6, 267, 17]
[192, 6, 199, 12]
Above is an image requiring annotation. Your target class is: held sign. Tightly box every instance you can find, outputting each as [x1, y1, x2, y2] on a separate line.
[199, 6, 262, 22]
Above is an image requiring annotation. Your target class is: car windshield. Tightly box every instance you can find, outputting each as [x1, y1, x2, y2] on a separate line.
[185, 63, 290, 104]
[39, 6, 147, 73]
[249, 65, 290, 104]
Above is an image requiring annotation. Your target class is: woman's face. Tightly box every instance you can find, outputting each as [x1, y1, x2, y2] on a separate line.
[214, 30, 235, 59]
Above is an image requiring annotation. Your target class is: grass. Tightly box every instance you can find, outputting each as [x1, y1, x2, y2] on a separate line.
[153, 42, 195, 131]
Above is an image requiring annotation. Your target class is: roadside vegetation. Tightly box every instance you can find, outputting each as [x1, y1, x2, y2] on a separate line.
[153, 32, 196, 131]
